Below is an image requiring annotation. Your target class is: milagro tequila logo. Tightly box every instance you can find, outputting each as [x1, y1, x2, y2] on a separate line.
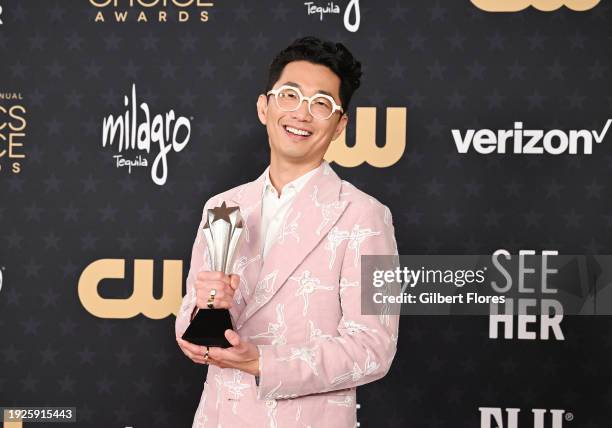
[101, 84, 191, 185]
[304, 0, 360, 32]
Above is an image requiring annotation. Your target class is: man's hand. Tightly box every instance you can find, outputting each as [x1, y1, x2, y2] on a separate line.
[176, 336, 210, 365]
[195, 271, 240, 310]
[208, 329, 260, 376]
[176, 330, 260, 377]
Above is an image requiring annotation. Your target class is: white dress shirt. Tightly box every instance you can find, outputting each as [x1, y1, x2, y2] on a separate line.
[260, 163, 322, 258]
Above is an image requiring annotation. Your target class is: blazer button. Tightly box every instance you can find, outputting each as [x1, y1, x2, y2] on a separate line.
[265, 399, 277, 409]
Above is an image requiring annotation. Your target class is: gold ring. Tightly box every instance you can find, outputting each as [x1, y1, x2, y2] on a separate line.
[204, 347, 209, 364]
[207, 289, 216, 309]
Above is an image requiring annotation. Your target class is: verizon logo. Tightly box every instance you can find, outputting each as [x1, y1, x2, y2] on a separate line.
[453, 119, 611, 155]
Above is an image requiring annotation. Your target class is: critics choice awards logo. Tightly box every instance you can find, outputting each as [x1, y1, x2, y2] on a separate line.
[0, 92, 27, 175]
[89, 0, 213, 23]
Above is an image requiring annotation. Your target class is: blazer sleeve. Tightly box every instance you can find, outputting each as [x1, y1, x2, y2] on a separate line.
[255, 201, 400, 400]
[175, 200, 212, 339]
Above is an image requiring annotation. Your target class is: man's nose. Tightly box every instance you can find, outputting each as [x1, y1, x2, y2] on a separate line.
[291, 99, 312, 121]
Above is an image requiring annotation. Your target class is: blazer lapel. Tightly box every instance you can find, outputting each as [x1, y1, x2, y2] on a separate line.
[235, 161, 350, 330]
[225, 171, 266, 322]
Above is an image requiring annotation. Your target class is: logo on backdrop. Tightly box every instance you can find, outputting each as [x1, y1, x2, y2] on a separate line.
[488, 250, 565, 341]
[324, 107, 406, 167]
[101, 83, 192, 186]
[0, 3, 4, 25]
[471, 0, 599, 12]
[89, 0, 213, 23]
[479, 407, 571, 428]
[0, 92, 27, 175]
[303, 0, 361, 32]
[78, 259, 183, 319]
[453, 119, 611, 155]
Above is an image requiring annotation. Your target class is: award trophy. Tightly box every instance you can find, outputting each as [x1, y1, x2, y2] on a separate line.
[182, 201, 244, 348]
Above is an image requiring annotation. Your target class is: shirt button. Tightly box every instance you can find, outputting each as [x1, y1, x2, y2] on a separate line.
[266, 399, 277, 409]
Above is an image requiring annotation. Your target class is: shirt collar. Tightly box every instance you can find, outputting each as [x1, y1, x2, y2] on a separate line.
[262, 162, 322, 198]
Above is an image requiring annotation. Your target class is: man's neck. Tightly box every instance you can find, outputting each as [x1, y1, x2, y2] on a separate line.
[268, 157, 322, 196]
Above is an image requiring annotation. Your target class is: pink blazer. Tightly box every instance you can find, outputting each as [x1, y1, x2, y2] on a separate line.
[175, 160, 400, 428]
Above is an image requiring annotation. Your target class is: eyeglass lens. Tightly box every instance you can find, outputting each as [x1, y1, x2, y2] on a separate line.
[276, 87, 334, 119]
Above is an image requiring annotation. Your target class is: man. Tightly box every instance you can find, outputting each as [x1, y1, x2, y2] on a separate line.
[175, 36, 399, 428]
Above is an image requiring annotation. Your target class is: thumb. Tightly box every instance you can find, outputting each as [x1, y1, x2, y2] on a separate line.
[225, 329, 242, 347]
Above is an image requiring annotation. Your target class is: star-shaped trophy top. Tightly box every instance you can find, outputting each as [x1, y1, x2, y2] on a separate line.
[203, 201, 243, 229]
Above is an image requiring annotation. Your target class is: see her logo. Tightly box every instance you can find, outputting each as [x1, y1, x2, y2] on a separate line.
[471, 0, 599, 11]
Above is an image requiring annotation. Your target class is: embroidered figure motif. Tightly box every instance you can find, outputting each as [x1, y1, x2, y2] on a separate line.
[289, 270, 334, 316]
[276, 345, 320, 376]
[249, 303, 287, 345]
[331, 348, 380, 387]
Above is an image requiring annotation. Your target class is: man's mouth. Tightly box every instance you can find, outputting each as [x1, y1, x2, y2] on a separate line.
[283, 125, 313, 138]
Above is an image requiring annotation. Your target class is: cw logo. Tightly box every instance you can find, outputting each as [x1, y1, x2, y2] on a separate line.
[78, 259, 183, 319]
[471, 0, 599, 11]
[324, 107, 406, 167]
[480, 407, 568, 428]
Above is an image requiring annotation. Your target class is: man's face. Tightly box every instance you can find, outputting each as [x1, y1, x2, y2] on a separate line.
[257, 60, 349, 165]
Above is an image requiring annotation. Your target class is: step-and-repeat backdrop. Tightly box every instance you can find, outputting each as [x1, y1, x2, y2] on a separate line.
[1, 1, 611, 427]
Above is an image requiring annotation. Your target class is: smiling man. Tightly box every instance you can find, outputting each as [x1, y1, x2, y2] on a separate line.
[175, 36, 400, 428]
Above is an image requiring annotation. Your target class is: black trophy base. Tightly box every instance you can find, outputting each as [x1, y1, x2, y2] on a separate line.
[182, 308, 233, 348]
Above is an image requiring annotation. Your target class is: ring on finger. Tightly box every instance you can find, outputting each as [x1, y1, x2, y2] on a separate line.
[207, 289, 216, 309]
[203, 346, 209, 364]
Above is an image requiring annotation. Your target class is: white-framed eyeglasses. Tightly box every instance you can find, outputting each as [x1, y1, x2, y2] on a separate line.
[266, 85, 344, 120]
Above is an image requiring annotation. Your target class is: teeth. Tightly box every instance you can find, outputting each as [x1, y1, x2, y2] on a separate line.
[285, 126, 312, 136]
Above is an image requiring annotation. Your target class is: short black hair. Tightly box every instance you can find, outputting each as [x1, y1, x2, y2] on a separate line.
[264, 36, 362, 114]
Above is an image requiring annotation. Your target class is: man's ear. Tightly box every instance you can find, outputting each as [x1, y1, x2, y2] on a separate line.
[256, 94, 268, 125]
[332, 114, 349, 141]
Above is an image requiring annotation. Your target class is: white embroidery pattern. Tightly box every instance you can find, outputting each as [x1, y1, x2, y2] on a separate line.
[267, 404, 278, 428]
[255, 270, 278, 304]
[339, 277, 359, 296]
[331, 348, 380, 387]
[277, 208, 301, 244]
[232, 254, 261, 299]
[263, 380, 282, 399]
[214, 374, 224, 410]
[347, 224, 381, 267]
[343, 319, 377, 335]
[245, 270, 279, 317]
[327, 396, 354, 407]
[225, 369, 250, 399]
[249, 303, 287, 345]
[325, 224, 381, 269]
[325, 227, 350, 269]
[289, 270, 334, 316]
[193, 389, 208, 428]
[238, 201, 259, 243]
[276, 344, 320, 376]
[225, 370, 250, 415]
[311, 185, 348, 235]
[308, 319, 333, 341]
